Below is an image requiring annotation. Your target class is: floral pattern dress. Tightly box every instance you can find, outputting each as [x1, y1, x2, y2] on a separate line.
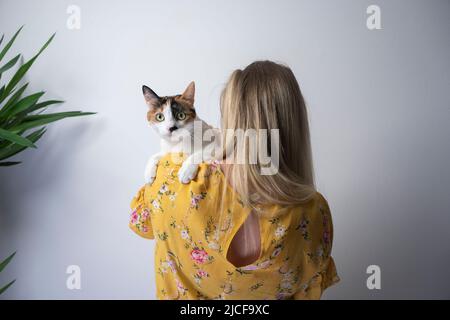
[129, 153, 339, 300]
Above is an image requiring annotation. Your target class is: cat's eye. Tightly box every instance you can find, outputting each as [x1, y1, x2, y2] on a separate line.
[176, 112, 186, 121]
[155, 113, 165, 122]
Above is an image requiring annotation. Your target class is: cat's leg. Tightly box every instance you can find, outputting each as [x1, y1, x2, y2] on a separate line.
[178, 142, 218, 184]
[144, 152, 165, 185]
[178, 152, 202, 184]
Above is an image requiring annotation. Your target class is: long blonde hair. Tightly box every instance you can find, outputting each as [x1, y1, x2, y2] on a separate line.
[219, 60, 316, 211]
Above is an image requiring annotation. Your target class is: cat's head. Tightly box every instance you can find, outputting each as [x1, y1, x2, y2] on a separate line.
[142, 82, 197, 139]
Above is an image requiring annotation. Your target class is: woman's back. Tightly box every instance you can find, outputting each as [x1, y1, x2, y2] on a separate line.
[130, 153, 339, 299]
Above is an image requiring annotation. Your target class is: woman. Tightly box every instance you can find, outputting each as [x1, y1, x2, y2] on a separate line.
[130, 60, 339, 299]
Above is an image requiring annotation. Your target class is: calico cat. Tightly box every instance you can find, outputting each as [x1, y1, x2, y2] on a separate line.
[142, 81, 220, 185]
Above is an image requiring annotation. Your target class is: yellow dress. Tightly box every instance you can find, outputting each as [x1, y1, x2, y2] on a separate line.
[129, 153, 339, 300]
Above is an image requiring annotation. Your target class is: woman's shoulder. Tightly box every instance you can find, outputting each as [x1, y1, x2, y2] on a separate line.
[279, 190, 330, 213]
[153, 152, 226, 192]
[157, 152, 187, 168]
[306, 191, 332, 221]
[158, 153, 218, 168]
[158, 153, 222, 175]
[314, 191, 331, 213]
[279, 190, 333, 232]
[301, 190, 331, 213]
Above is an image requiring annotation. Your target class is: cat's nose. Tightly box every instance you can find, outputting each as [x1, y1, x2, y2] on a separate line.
[169, 126, 178, 132]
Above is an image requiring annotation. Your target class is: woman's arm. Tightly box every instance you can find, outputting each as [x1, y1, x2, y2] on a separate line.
[129, 185, 154, 239]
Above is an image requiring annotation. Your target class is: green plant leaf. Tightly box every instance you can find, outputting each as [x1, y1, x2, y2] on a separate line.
[0, 127, 45, 161]
[0, 28, 95, 164]
[1, 99, 62, 131]
[0, 54, 20, 75]
[0, 161, 21, 166]
[0, 32, 54, 102]
[0, 252, 16, 273]
[18, 99, 63, 115]
[0, 26, 23, 62]
[0, 34, 4, 47]
[0, 127, 36, 148]
[0, 279, 16, 295]
[0, 252, 16, 295]
[10, 111, 95, 132]
[1, 91, 44, 118]
[3, 100, 64, 129]
[0, 83, 28, 116]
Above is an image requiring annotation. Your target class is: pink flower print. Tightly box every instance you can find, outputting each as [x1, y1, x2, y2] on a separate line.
[208, 241, 219, 250]
[275, 225, 286, 239]
[151, 199, 161, 209]
[141, 225, 148, 233]
[175, 279, 187, 294]
[271, 246, 282, 259]
[190, 249, 209, 264]
[190, 191, 206, 209]
[159, 183, 168, 194]
[297, 218, 309, 240]
[241, 264, 259, 271]
[241, 258, 274, 271]
[299, 220, 307, 229]
[275, 292, 290, 300]
[322, 214, 329, 227]
[180, 229, 189, 240]
[258, 259, 272, 269]
[281, 270, 295, 282]
[191, 195, 202, 207]
[196, 269, 208, 278]
[130, 209, 138, 224]
[280, 279, 293, 290]
[167, 259, 176, 272]
[141, 209, 150, 219]
[323, 230, 330, 244]
[316, 245, 324, 258]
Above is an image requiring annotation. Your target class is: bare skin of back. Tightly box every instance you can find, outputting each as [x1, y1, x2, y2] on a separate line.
[220, 163, 261, 267]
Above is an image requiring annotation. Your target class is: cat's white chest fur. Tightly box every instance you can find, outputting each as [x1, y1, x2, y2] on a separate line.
[144, 118, 220, 185]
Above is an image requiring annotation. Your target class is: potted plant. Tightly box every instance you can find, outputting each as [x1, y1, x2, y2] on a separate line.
[0, 27, 94, 295]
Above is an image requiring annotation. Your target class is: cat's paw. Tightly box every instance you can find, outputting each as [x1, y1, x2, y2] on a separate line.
[178, 162, 199, 184]
[144, 161, 158, 185]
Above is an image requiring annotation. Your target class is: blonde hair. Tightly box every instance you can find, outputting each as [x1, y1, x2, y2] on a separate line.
[219, 60, 317, 211]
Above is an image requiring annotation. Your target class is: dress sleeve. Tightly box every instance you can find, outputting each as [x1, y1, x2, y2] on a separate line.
[129, 185, 154, 239]
[293, 193, 340, 300]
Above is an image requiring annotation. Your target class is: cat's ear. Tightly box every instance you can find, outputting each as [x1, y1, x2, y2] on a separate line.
[181, 81, 195, 104]
[142, 85, 160, 107]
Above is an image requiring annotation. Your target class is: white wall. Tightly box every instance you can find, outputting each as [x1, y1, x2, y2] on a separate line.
[0, 0, 449, 299]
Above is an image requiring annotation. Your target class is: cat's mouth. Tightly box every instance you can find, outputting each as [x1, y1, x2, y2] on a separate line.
[162, 126, 180, 137]
[164, 130, 179, 138]
[162, 127, 193, 140]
